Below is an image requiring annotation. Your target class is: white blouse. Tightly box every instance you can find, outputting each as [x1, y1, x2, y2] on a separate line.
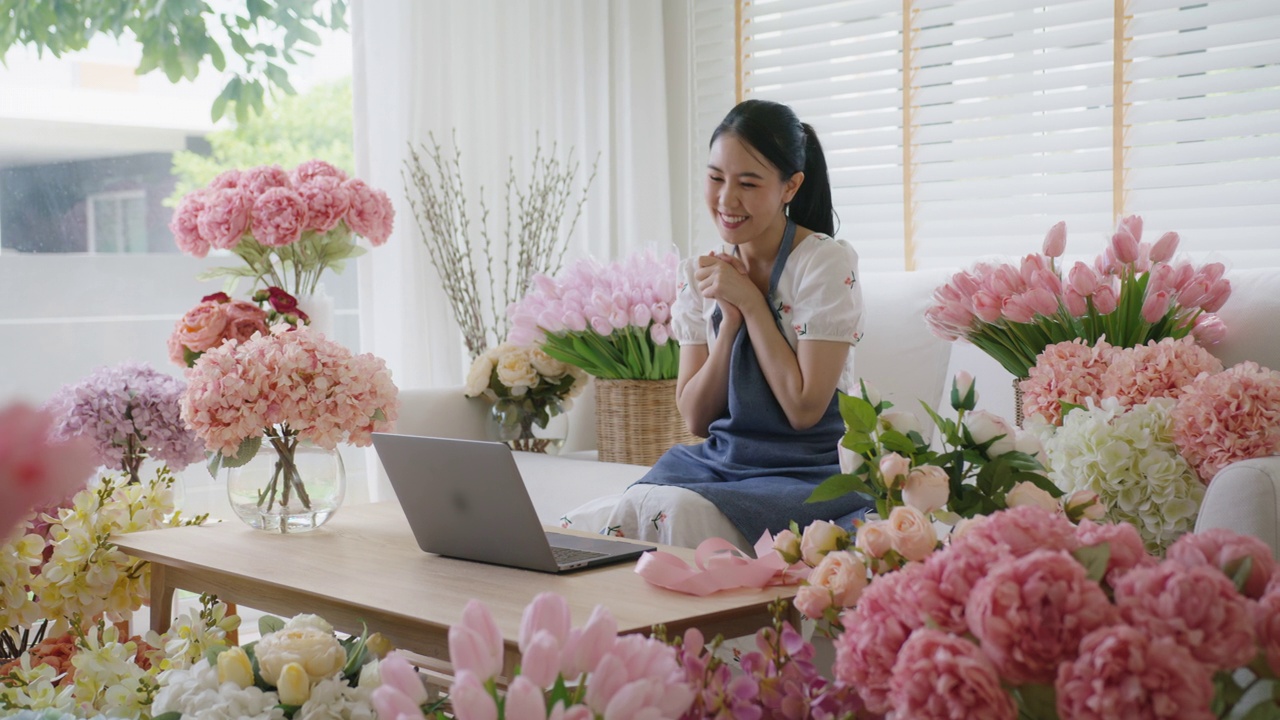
[671, 233, 865, 393]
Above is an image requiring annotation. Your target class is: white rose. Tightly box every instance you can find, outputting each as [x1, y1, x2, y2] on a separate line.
[464, 354, 495, 397]
[529, 347, 568, 378]
[965, 410, 1018, 458]
[837, 443, 865, 475]
[566, 367, 590, 398]
[255, 626, 347, 686]
[880, 410, 922, 437]
[495, 347, 539, 392]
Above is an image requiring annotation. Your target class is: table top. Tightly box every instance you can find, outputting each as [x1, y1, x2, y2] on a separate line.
[115, 502, 794, 645]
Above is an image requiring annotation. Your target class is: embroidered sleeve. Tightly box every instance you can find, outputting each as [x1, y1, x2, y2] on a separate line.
[671, 256, 708, 345]
[789, 239, 865, 345]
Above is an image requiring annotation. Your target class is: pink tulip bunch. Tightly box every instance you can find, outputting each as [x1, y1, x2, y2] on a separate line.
[0, 402, 96, 537]
[832, 506, 1280, 719]
[375, 593, 695, 720]
[924, 216, 1232, 378]
[170, 160, 394, 297]
[507, 251, 680, 380]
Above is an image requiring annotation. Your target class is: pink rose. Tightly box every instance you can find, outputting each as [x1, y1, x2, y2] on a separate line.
[1005, 481, 1058, 513]
[196, 188, 252, 250]
[1063, 490, 1106, 523]
[966, 549, 1117, 685]
[964, 410, 1017, 458]
[855, 520, 892, 558]
[1114, 562, 1256, 671]
[251, 187, 309, 247]
[889, 629, 1016, 720]
[808, 550, 867, 608]
[885, 506, 937, 562]
[878, 452, 910, 489]
[901, 465, 949, 514]
[1166, 527, 1276, 600]
[794, 584, 832, 619]
[297, 176, 352, 233]
[170, 190, 211, 257]
[1055, 625, 1214, 720]
[771, 528, 801, 564]
[174, 301, 230, 353]
[223, 300, 269, 344]
[800, 519, 848, 566]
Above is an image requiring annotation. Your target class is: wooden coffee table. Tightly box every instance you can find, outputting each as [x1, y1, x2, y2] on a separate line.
[114, 502, 795, 675]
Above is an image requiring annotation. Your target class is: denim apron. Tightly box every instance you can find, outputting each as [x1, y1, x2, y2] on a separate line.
[639, 219, 872, 543]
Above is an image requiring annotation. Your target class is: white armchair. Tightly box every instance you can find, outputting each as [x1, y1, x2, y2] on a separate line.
[1196, 459, 1280, 557]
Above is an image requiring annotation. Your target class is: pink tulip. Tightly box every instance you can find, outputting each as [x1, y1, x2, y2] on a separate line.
[378, 652, 429, 705]
[537, 309, 566, 333]
[451, 670, 499, 720]
[582, 654, 628, 713]
[1150, 231, 1180, 263]
[562, 310, 588, 333]
[1118, 214, 1144, 243]
[973, 291, 1003, 323]
[1134, 242, 1152, 272]
[521, 630, 563, 688]
[1110, 229, 1140, 265]
[371, 685, 428, 720]
[608, 307, 629, 331]
[1020, 254, 1050, 284]
[590, 316, 613, 337]
[560, 605, 617, 678]
[1067, 262, 1099, 296]
[519, 592, 572, 653]
[1201, 280, 1231, 312]
[650, 323, 671, 346]
[953, 271, 982, 298]
[555, 704, 594, 720]
[1192, 313, 1227, 344]
[1031, 269, 1063, 297]
[629, 304, 651, 329]
[992, 265, 1025, 298]
[1042, 221, 1067, 258]
[504, 677, 548, 720]
[1097, 246, 1120, 276]
[1178, 279, 1211, 309]
[1199, 262, 1226, 285]
[1002, 295, 1035, 324]
[1093, 284, 1118, 314]
[1147, 262, 1176, 295]
[1141, 290, 1171, 323]
[1063, 288, 1088, 317]
[448, 600, 504, 680]
[650, 302, 671, 324]
[1025, 287, 1060, 317]
[1170, 261, 1195, 293]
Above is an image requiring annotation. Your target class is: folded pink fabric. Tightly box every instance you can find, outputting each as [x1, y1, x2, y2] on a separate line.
[635, 533, 809, 596]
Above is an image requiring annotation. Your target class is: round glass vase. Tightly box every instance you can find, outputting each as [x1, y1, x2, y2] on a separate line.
[225, 439, 346, 533]
[487, 397, 569, 455]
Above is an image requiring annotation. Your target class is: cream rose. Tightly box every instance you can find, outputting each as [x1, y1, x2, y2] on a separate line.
[793, 585, 832, 619]
[855, 520, 893, 558]
[901, 465, 950, 514]
[464, 353, 496, 397]
[529, 348, 568, 379]
[800, 520, 848, 567]
[1006, 481, 1059, 513]
[495, 347, 538, 394]
[1063, 489, 1106, 522]
[772, 528, 802, 564]
[254, 625, 347, 686]
[808, 550, 867, 608]
[886, 505, 937, 562]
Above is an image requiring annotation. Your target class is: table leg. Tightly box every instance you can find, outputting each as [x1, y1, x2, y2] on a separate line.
[150, 564, 174, 635]
[226, 603, 239, 646]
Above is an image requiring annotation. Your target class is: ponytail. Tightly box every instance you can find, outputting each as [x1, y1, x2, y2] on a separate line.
[787, 123, 836, 237]
[711, 100, 838, 237]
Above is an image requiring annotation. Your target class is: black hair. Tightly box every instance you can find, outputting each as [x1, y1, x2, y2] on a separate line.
[710, 99, 837, 237]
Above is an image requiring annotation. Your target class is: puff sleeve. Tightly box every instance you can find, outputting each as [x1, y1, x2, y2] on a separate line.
[671, 256, 708, 345]
[788, 238, 864, 345]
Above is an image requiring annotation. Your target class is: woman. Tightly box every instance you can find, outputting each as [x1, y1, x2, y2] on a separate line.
[566, 99, 871, 552]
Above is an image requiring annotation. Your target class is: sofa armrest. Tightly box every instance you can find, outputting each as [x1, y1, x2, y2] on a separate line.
[1194, 456, 1280, 558]
[393, 387, 491, 440]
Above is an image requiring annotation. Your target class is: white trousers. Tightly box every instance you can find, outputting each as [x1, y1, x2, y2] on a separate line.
[560, 484, 754, 554]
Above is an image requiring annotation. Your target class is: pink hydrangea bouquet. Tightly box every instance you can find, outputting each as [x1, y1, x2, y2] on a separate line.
[46, 362, 205, 484]
[168, 287, 313, 368]
[0, 402, 95, 537]
[169, 160, 394, 296]
[181, 326, 399, 509]
[925, 216, 1231, 378]
[508, 250, 680, 379]
[831, 505, 1280, 719]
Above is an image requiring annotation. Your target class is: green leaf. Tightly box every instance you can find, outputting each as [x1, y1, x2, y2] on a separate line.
[1013, 683, 1059, 720]
[1228, 556, 1255, 596]
[259, 615, 286, 637]
[838, 392, 877, 433]
[879, 429, 916, 454]
[152, 713, 183, 720]
[201, 643, 231, 666]
[1073, 543, 1112, 583]
[806, 473, 877, 504]
[217, 435, 263, 470]
[341, 623, 370, 678]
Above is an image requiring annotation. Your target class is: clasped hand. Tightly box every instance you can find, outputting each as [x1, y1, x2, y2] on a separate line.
[694, 252, 762, 327]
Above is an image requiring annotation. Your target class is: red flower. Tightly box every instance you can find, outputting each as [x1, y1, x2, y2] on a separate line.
[200, 291, 231, 304]
[267, 287, 300, 313]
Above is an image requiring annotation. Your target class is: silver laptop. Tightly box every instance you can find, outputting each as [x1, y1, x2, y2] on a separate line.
[372, 433, 653, 573]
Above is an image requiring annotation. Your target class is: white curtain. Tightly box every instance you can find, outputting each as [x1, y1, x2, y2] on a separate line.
[352, 0, 675, 390]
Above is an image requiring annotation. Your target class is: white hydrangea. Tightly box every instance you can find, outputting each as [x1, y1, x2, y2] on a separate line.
[1040, 397, 1203, 551]
[296, 673, 378, 720]
[152, 659, 286, 720]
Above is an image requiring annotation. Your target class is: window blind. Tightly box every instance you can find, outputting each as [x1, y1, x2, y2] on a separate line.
[691, 0, 1280, 270]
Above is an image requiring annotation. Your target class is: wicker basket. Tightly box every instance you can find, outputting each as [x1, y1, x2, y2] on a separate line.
[594, 378, 701, 466]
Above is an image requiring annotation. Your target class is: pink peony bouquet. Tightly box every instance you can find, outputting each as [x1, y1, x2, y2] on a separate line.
[168, 287, 312, 368]
[181, 326, 399, 506]
[0, 402, 96, 537]
[169, 160, 394, 297]
[832, 505, 1280, 719]
[507, 250, 680, 379]
[925, 215, 1231, 378]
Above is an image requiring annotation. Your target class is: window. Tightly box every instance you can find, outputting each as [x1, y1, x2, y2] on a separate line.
[87, 190, 148, 253]
[698, 0, 1280, 270]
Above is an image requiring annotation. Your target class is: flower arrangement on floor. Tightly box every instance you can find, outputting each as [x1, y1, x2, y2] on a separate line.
[830, 505, 1280, 719]
[153, 612, 388, 720]
[0, 402, 95, 537]
[464, 342, 587, 453]
[45, 362, 205, 485]
[508, 250, 680, 380]
[1, 470, 203, 663]
[1022, 336, 1280, 550]
[924, 216, 1231, 378]
[403, 134, 598, 361]
[182, 326, 398, 530]
[168, 288, 313, 368]
[169, 160, 394, 297]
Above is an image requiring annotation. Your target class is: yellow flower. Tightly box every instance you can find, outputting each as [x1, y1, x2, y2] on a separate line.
[277, 661, 312, 705]
[217, 647, 255, 689]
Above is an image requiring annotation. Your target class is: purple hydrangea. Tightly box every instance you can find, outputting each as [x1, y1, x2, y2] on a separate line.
[46, 362, 205, 480]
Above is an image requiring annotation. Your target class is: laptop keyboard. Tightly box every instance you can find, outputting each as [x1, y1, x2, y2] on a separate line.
[552, 546, 608, 566]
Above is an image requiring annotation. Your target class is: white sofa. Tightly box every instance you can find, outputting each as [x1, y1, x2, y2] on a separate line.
[388, 267, 1280, 555]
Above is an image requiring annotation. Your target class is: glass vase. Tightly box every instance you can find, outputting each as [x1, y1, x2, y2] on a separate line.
[487, 397, 569, 455]
[225, 438, 345, 533]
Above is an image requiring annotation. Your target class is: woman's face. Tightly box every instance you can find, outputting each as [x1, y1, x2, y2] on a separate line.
[705, 133, 802, 247]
